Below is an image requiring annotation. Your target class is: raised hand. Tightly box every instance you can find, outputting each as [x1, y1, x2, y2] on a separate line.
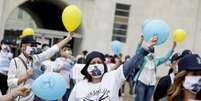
[172, 41, 177, 50]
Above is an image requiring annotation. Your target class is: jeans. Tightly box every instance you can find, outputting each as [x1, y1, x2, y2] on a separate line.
[62, 89, 71, 101]
[135, 81, 155, 101]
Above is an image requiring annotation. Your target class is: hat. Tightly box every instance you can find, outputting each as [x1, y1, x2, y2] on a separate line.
[81, 51, 105, 75]
[21, 36, 40, 45]
[20, 28, 35, 38]
[171, 53, 181, 63]
[1, 40, 11, 45]
[178, 54, 201, 71]
[181, 49, 192, 57]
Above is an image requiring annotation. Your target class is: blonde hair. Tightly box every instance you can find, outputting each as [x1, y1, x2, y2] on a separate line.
[167, 71, 187, 101]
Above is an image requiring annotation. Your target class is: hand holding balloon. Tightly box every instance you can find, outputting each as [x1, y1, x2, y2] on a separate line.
[66, 32, 75, 41]
[151, 35, 158, 43]
[172, 41, 177, 50]
[147, 36, 157, 48]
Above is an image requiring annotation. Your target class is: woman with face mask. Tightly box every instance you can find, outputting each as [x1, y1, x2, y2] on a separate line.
[68, 40, 156, 101]
[0, 40, 13, 95]
[154, 53, 182, 101]
[168, 54, 201, 101]
[134, 36, 176, 101]
[7, 33, 74, 101]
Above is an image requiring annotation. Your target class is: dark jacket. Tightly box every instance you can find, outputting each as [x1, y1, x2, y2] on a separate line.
[154, 75, 172, 101]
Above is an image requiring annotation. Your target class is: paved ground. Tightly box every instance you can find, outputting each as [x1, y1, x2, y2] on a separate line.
[122, 82, 133, 101]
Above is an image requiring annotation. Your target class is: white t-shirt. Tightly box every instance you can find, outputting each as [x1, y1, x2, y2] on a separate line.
[68, 66, 126, 101]
[71, 64, 85, 83]
[106, 63, 116, 72]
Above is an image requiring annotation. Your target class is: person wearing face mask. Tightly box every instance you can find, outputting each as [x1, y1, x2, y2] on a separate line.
[53, 44, 75, 101]
[68, 38, 156, 101]
[7, 32, 74, 101]
[167, 54, 201, 101]
[154, 50, 193, 101]
[153, 53, 182, 101]
[0, 40, 13, 95]
[134, 35, 176, 101]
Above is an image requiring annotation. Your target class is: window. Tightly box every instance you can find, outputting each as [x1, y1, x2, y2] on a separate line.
[112, 3, 130, 42]
[17, 8, 23, 19]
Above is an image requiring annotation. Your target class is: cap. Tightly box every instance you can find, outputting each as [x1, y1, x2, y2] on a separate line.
[178, 54, 201, 71]
[171, 53, 181, 63]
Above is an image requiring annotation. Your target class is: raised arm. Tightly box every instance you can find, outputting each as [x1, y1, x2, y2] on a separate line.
[135, 35, 144, 53]
[33, 33, 74, 63]
[123, 41, 156, 78]
[156, 42, 176, 67]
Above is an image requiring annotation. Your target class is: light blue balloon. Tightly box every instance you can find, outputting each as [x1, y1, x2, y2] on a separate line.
[112, 40, 122, 55]
[142, 20, 170, 45]
[32, 72, 67, 100]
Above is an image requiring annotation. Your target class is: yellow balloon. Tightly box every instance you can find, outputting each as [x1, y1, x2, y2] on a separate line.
[20, 28, 35, 38]
[62, 5, 81, 32]
[173, 29, 187, 43]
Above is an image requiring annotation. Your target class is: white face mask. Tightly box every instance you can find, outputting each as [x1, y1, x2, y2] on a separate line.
[1, 44, 10, 53]
[25, 46, 37, 56]
[87, 64, 105, 78]
[183, 76, 201, 94]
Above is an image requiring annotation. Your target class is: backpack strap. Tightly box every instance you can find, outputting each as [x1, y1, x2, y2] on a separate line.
[13, 58, 17, 69]
[18, 57, 28, 70]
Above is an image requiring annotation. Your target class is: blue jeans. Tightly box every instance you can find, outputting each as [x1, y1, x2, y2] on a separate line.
[52, 89, 70, 101]
[63, 89, 71, 101]
[135, 81, 155, 101]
